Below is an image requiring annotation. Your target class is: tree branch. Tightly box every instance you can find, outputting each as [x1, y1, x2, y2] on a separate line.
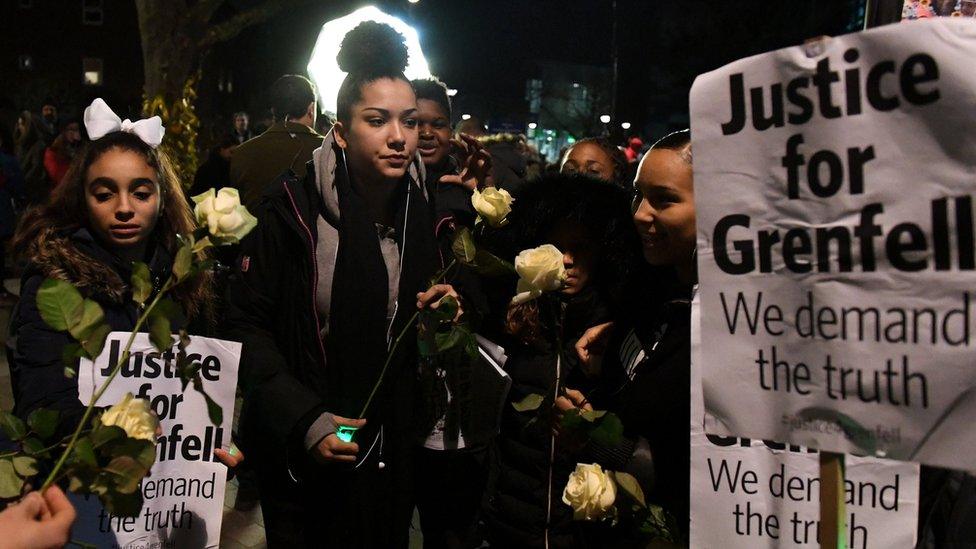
[198, 0, 307, 48]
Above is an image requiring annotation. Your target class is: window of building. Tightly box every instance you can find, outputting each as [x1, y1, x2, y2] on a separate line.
[82, 0, 103, 25]
[83, 58, 103, 86]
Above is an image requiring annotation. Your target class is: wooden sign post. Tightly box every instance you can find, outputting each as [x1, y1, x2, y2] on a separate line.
[819, 452, 846, 549]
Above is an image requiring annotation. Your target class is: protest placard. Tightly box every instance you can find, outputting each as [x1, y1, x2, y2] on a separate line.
[71, 332, 240, 548]
[689, 18, 976, 470]
[689, 290, 920, 548]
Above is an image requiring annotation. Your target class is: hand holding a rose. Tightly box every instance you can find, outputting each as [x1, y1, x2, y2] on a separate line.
[0, 486, 76, 549]
[416, 284, 463, 321]
[552, 388, 593, 440]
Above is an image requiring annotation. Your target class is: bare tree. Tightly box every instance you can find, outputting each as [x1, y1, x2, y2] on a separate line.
[134, 0, 302, 182]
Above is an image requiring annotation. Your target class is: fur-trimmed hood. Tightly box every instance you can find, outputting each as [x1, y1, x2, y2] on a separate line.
[24, 227, 169, 305]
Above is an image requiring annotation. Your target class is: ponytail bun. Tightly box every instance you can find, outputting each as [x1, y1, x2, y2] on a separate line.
[337, 21, 409, 76]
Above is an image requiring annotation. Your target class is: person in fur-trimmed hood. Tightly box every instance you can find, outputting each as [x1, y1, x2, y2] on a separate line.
[8, 124, 213, 445]
[480, 173, 646, 549]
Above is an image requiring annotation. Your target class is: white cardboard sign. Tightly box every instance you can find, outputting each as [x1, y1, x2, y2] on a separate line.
[690, 18, 976, 469]
[73, 332, 240, 548]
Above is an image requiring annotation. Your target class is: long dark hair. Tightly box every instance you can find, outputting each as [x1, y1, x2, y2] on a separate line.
[13, 131, 213, 321]
[335, 21, 412, 124]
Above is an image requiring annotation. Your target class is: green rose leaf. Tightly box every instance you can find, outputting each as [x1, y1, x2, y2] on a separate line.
[430, 295, 460, 323]
[106, 438, 157, 470]
[579, 409, 607, 423]
[36, 279, 83, 332]
[73, 437, 98, 468]
[472, 249, 516, 277]
[0, 459, 24, 498]
[61, 342, 84, 371]
[79, 322, 112, 359]
[192, 381, 223, 427]
[173, 241, 193, 282]
[451, 227, 477, 264]
[21, 437, 48, 458]
[205, 391, 223, 426]
[68, 299, 106, 342]
[147, 298, 183, 352]
[0, 411, 27, 441]
[611, 470, 646, 507]
[434, 325, 474, 354]
[11, 456, 38, 477]
[104, 456, 147, 494]
[98, 485, 144, 517]
[511, 393, 545, 412]
[27, 408, 59, 440]
[560, 408, 583, 431]
[90, 424, 126, 450]
[131, 262, 152, 305]
[589, 412, 624, 447]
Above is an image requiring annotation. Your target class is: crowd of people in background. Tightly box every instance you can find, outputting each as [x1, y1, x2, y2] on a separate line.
[3, 18, 972, 549]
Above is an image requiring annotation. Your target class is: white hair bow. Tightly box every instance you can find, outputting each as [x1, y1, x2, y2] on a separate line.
[83, 98, 165, 148]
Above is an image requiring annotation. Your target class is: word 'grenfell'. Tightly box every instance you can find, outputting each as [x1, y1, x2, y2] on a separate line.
[720, 49, 940, 136]
[713, 196, 975, 274]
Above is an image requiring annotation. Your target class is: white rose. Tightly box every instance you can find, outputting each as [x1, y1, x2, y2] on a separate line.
[100, 393, 159, 442]
[562, 463, 617, 521]
[471, 187, 513, 227]
[511, 244, 567, 305]
[191, 187, 257, 241]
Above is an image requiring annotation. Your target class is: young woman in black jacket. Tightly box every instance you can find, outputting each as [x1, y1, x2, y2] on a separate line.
[8, 111, 213, 446]
[565, 130, 695, 544]
[223, 22, 461, 548]
[482, 174, 644, 549]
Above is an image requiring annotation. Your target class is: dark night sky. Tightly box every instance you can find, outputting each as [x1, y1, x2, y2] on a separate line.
[211, 0, 864, 133]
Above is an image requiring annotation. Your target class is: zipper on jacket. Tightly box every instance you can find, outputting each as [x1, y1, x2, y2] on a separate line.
[281, 179, 328, 369]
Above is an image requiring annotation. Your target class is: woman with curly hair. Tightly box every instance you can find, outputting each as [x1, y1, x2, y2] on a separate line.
[481, 172, 645, 548]
[224, 22, 461, 547]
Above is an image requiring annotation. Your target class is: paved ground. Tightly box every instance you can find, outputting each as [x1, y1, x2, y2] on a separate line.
[0, 278, 424, 548]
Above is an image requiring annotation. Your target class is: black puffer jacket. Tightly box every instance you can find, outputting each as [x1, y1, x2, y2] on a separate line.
[484, 292, 611, 549]
[8, 228, 174, 440]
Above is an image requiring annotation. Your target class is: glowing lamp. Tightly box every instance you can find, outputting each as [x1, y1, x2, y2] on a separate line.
[307, 6, 432, 114]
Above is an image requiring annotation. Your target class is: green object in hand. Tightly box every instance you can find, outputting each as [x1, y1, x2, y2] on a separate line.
[336, 425, 358, 443]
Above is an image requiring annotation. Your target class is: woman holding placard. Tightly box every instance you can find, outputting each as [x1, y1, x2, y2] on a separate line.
[9, 99, 214, 444]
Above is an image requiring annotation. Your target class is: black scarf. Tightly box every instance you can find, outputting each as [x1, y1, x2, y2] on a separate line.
[325, 150, 439, 425]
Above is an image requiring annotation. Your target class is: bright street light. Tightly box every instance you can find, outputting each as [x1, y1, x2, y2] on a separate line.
[528, 122, 538, 129]
[621, 122, 632, 130]
[308, 6, 431, 114]
[599, 114, 611, 124]
[461, 114, 472, 120]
